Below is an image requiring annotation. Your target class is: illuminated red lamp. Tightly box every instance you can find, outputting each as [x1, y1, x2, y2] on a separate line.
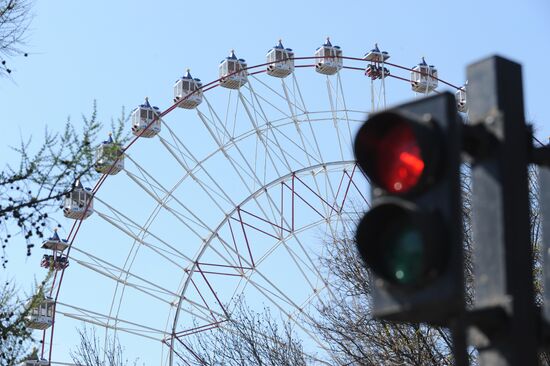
[354, 111, 441, 195]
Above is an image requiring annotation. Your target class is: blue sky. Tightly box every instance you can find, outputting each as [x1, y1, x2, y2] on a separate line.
[2, 0, 550, 364]
[2, 0, 549, 146]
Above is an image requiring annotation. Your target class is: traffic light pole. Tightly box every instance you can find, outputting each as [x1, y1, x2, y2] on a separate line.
[467, 56, 538, 365]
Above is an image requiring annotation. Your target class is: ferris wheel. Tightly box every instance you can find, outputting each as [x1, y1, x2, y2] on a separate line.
[24, 38, 467, 366]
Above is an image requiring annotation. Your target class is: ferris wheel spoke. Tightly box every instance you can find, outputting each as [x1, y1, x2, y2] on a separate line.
[318, 168, 364, 251]
[198, 96, 228, 144]
[161, 111, 272, 220]
[287, 76, 337, 221]
[157, 142, 236, 214]
[124, 172, 215, 238]
[199, 224, 257, 271]
[241, 275, 331, 353]
[237, 91, 287, 179]
[296, 282, 330, 315]
[195, 109, 264, 194]
[377, 81, 386, 110]
[291, 73, 325, 163]
[56, 302, 168, 340]
[157, 122, 198, 168]
[124, 156, 216, 233]
[248, 249, 319, 311]
[70, 247, 181, 298]
[93, 200, 194, 266]
[381, 60, 388, 108]
[241, 82, 293, 172]
[180, 295, 227, 324]
[70, 262, 175, 308]
[283, 231, 336, 302]
[263, 118, 324, 167]
[206, 232, 252, 271]
[159, 119, 241, 209]
[250, 74, 306, 115]
[156, 135, 235, 211]
[252, 216, 338, 305]
[280, 81, 323, 168]
[319, 165, 341, 217]
[335, 72, 355, 149]
[326, 76, 346, 161]
[201, 94, 238, 143]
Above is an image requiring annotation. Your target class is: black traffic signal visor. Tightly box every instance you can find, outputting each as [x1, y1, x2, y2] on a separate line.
[355, 202, 449, 289]
[354, 111, 443, 195]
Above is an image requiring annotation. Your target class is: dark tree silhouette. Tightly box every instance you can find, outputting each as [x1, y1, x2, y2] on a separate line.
[0, 272, 51, 365]
[0, 0, 32, 76]
[0, 103, 128, 268]
[71, 327, 141, 366]
[183, 300, 313, 366]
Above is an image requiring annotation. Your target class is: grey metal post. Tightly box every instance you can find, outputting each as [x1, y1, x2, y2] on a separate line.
[467, 56, 538, 365]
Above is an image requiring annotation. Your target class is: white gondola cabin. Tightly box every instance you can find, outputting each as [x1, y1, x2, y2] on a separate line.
[63, 179, 93, 220]
[456, 82, 467, 112]
[315, 38, 343, 75]
[131, 98, 161, 138]
[219, 50, 247, 89]
[363, 43, 390, 62]
[411, 57, 438, 93]
[94, 133, 124, 175]
[41, 229, 68, 252]
[26, 297, 54, 330]
[266, 40, 294, 78]
[174, 69, 203, 109]
[19, 358, 49, 366]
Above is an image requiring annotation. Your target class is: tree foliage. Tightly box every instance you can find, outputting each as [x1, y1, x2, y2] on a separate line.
[71, 327, 140, 366]
[0, 103, 128, 268]
[313, 235, 462, 366]
[0, 0, 32, 76]
[0, 272, 51, 366]
[183, 301, 312, 366]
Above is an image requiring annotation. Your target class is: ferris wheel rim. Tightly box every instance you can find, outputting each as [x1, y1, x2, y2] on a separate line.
[45, 53, 464, 365]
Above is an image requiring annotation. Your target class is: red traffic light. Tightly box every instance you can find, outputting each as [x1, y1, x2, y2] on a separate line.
[354, 112, 441, 195]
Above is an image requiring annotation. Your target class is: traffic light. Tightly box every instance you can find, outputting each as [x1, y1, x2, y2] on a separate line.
[353, 92, 464, 325]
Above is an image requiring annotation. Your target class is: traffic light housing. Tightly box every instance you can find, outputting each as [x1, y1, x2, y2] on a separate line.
[354, 92, 464, 325]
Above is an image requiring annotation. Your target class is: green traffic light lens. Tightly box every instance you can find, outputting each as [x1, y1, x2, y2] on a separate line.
[355, 203, 448, 288]
[382, 223, 425, 285]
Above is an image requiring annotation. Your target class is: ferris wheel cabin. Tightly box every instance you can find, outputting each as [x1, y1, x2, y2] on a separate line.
[266, 40, 294, 78]
[365, 64, 390, 80]
[41, 253, 69, 270]
[174, 69, 203, 109]
[63, 179, 94, 220]
[94, 133, 124, 175]
[41, 229, 68, 252]
[363, 43, 390, 62]
[19, 358, 49, 366]
[315, 38, 343, 75]
[411, 57, 438, 93]
[26, 297, 54, 330]
[131, 98, 161, 138]
[219, 50, 248, 89]
[456, 82, 467, 112]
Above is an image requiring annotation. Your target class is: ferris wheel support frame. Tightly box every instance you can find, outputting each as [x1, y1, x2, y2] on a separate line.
[39, 53, 464, 365]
